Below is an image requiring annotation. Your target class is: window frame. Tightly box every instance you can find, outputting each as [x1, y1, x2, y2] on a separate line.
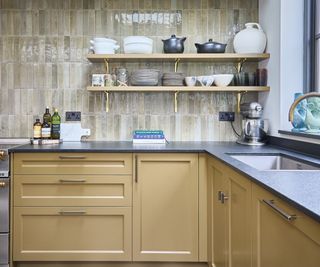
[304, 0, 318, 92]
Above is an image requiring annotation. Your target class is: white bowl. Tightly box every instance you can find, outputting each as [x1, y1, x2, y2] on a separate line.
[197, 75, 215, 86]
[184, 76, 197, 86]
[123, 36, 153, 54]
[91, 37, 117, 44]
[92, 42, 120, 54]
[213, 74, 234, 86]
[124, 36, 153, 45]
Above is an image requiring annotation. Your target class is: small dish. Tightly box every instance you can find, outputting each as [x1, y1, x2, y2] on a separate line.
[197, 75, 215, 86]
[184, 76, 197, 86]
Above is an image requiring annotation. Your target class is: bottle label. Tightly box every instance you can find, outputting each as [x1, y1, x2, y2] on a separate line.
[33, 126, 41, 138]
[41, 128, 51, 138]
[52, 124, 60, 133]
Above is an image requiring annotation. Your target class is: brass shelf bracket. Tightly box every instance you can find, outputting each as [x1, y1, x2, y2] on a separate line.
[236, 58, 247, 73]
[174, 91, 179, 113]
[104, 58, 109, 74]
[236, 91, 247, 113]
[174, 58, 181, 73]
[104, 91, 109, 112]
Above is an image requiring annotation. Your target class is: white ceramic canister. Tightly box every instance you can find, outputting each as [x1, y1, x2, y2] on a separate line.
[233, 23, 267, 53]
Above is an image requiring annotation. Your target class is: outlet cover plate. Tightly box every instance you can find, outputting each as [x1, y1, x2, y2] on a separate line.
[65, 111, 81, 121]
[219, 112, 235, 122]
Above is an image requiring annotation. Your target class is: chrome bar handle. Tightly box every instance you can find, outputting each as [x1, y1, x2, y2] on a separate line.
[263, 200, 297, 221]
[59, 156, 86, 159]
[221, 192, 229, 204]
[59, 210, 87, 215]
[0, 181, 6, 187]
[59, 179, 86, 183]
[135, 155, 138, 183]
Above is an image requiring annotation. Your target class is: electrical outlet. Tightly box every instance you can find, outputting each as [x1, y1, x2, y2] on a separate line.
[65, 111, 81, 121]
[219, 112, 235, 122]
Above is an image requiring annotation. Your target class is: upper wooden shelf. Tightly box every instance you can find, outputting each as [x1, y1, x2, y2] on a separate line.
[87, 53, 270, 63]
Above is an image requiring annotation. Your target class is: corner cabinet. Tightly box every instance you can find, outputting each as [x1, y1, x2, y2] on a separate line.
[207, 157, 252, 267]
[86, 53, 270, 112]
[252, 184, 320, 267]
[133, 153, 199, 261]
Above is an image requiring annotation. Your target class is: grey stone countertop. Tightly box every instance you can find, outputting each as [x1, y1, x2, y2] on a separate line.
[9, 141, 320, 223]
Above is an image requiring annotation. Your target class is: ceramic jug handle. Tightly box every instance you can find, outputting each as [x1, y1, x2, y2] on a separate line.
[245, 22, 262, 31]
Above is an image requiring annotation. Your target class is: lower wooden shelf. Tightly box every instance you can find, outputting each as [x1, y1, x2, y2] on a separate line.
[86, 86, 270, 92]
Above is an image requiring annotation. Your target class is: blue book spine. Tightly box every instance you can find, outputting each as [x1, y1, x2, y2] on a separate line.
[133, 134, 165, 139]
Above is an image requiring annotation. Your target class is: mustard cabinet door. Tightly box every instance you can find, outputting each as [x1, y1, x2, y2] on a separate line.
[13, 153, 132, 175]
[133, 153, 199, 262]
[13, 207, 132, 261]
[14, 174, 132, 207]
[252, 184, 320, 267]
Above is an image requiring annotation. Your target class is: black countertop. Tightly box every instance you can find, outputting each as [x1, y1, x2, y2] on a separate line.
[9, 141, 320, 223]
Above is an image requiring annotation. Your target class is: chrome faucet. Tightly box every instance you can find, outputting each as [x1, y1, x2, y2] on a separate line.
[288, 92, 320, 122]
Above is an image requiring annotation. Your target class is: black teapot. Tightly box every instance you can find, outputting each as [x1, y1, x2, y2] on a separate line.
[195, 39, 227, 53]
[162, 34, 187, 53]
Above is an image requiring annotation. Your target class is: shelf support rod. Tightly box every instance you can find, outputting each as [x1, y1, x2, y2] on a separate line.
[236, 91, 247, 113]
[174, 58, 181, 73]
[174, 91, 179, 113]
[236, 58, 247, 73]
[104, 58, 109, 74]
[105, 91, 109, 112]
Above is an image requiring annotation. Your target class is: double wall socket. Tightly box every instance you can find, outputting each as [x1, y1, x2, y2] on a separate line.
[219, 112, 235, 122]
[65, 111, 81, 121]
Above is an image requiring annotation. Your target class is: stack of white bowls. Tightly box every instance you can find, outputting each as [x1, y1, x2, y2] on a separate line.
[90, 37, 119, 54]
[123, 36, 153, 54]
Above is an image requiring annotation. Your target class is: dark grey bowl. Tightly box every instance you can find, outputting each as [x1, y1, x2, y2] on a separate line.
[195, 39, 227, 53]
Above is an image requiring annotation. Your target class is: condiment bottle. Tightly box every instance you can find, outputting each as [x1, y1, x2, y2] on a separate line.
[33, 119, 42, 139]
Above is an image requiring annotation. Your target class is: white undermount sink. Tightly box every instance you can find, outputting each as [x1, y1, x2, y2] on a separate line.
[228, 153, 320, 171]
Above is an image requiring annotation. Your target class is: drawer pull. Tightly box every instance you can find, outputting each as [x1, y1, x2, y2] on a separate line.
[59, 210, 87, 215]
[59, 156, 87, 160]
[135, 155, 138, 183]
[59, 179, 86, 183]
[263, 200, 297, 221]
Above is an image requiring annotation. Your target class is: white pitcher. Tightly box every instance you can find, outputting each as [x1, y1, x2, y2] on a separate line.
[233, 23, 267, 53]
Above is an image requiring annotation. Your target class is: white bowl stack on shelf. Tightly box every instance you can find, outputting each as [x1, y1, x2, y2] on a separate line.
[123, 36, 153, 54]
[90, 37, 120, 54]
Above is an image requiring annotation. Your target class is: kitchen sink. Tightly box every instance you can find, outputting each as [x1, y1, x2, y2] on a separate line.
[227, 153, 320, 171]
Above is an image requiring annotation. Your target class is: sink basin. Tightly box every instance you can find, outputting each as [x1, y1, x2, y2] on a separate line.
[228, 153, 320, 171]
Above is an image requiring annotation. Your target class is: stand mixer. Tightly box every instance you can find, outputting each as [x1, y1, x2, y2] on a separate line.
[237, 102, 268, 146]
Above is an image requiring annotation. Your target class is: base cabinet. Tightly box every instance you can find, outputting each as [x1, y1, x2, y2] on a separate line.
[252, 184, 320, 267]
[13, 207, 132, 261]
[208, 158, 252, 267]
[133, 153, 199, 261]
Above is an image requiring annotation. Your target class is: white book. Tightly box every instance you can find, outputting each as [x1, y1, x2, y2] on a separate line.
[133, 138, 166, 144]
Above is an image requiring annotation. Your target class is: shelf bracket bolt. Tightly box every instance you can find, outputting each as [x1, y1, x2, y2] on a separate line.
[105, 91, 109, 112]
[236, 58, 247, 73]
[174, 58, 181, 73]
[174, 91, 179, 113]
[104, 58, 109, 74]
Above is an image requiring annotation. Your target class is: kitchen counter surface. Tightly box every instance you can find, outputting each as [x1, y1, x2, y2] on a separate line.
[10, 141, 320, 223]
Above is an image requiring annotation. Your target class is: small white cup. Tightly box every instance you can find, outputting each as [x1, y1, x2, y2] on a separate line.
[185, 76, 197, 86]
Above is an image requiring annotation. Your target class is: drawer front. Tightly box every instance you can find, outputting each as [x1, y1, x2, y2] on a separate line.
[13, 207, 132, 261]
[13, 153, 132, 175]
[0, 234, 9, 265]
[14, 175, 132, 207]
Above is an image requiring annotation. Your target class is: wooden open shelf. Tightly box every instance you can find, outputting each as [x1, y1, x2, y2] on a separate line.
[87, 86, 270, 92]
[87, 53, 270, 63]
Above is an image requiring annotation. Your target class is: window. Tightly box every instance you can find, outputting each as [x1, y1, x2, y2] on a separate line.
[316, 0, 320, 91]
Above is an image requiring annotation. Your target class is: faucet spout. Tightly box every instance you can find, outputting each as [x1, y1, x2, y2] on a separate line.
[288, 92, 320, 122]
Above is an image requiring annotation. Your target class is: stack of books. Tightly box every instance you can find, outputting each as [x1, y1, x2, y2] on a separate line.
[133, 130, 166, 144]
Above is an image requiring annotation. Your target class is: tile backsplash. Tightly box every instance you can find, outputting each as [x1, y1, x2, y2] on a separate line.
[0, 0, 258, 141]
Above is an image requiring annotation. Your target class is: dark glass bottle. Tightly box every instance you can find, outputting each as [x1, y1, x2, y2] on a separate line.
[51, 109, 61, 139]
[33, 119, 42, 139]
[43, 107, 51, 125]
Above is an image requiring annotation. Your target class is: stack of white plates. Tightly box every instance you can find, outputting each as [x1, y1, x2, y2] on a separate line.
[131, 69, 161, 86]
[124, 36, 153, 54]
[90, 37, 119, 54]
[162, 72, 185, 86]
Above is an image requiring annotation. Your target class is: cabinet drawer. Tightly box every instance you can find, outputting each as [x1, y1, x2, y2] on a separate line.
[13, 207, 132, 261]
[13, 153, 132, 175]
[13, 175, 132, 207]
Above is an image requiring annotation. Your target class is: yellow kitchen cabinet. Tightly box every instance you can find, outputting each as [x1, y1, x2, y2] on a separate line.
[13, 153, 132, 175]
[132, 153, 199, 261]
[13, 174, 132, 207]
[207, 158, 252, 267]
[252, 184, 320, 267]
[13, 207, 132, 261]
